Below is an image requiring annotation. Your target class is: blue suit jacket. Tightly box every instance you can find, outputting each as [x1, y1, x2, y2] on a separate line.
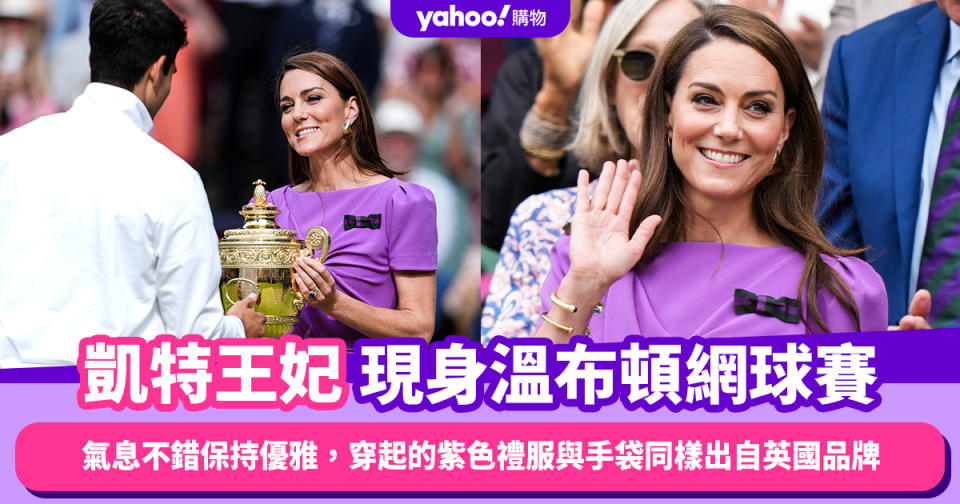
[817, 2, 950, 324]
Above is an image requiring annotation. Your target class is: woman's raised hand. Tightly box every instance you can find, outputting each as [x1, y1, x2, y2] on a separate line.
[566, 160, 662, 294]
[534, 0, 611, 112]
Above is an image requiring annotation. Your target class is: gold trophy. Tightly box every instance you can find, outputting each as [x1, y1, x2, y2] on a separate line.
[219, 180, 331, 338]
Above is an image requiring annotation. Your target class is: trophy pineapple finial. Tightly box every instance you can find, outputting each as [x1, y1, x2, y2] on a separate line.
[239, 179, 279, 229]
[252, 179, 267, 207]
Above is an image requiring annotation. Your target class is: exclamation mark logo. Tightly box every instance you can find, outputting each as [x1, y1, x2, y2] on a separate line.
[498, 5, 510, 26]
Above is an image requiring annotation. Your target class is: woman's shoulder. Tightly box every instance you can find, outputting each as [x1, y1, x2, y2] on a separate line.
[820, 254, 888, 329]
[820, 254, 886, 293]
[388, 178, 437, 209]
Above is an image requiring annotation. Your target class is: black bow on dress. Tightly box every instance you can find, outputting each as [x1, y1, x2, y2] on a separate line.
[343, 214, 381, 230]
[733, 288, 801, 324]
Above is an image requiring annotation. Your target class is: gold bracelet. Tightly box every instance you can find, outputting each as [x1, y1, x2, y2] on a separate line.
[540, 312, 592, 337]
[529, 104, 570, 125]
[541, 312, 573, 335]
[521, 141, 566, 163]
[550, 290, 577, 313]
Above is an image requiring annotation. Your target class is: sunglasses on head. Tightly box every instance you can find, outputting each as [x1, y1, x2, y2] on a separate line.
[612, 48, 656, 82]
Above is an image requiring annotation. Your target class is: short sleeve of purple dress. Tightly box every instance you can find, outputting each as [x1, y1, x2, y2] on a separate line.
[267, 178, 438, 347]
[540, 236, 889, 340]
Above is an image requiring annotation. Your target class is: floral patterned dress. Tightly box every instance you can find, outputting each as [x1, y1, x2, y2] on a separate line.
[481, 182, 596, 343]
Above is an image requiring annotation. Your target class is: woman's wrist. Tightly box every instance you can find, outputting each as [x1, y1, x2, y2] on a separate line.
[312, 287, 341, 314]
[522, 89, 575, 173]
[534, 83, 576, 120]
[556, 272, 609, 312]
[539, 274, 607, 343]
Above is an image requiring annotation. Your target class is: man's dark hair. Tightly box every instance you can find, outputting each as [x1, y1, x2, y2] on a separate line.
[89, 0, 186, 89]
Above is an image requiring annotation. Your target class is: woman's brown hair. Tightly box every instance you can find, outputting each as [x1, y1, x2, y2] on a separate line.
[633, 5, 863, 332]
[277, 51, 403, 185]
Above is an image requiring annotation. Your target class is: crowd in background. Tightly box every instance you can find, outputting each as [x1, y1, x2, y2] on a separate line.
[0, 0, 482, 341]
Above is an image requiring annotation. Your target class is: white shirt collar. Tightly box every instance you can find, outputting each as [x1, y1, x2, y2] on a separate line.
[947, 20, 960, 63]
[72, 82, 154, 134]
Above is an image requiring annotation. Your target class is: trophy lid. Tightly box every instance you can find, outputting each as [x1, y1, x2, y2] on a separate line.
[221, 179, 299, 244]
[219, 180, 330, 267]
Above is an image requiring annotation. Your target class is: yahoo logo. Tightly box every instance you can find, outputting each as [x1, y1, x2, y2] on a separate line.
[416, 4, 510, 32]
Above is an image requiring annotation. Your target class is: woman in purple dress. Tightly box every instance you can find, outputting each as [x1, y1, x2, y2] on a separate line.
[537, 6, 930, 342]
[270, 52, 437, 347]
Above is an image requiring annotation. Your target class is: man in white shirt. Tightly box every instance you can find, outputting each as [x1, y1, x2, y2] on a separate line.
[0, 0, 265, 367]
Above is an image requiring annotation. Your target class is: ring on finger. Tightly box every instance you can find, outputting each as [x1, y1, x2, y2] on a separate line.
[309, 289, 319, 298]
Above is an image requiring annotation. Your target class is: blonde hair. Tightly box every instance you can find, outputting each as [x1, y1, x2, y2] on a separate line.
[569, 0, 706, 169]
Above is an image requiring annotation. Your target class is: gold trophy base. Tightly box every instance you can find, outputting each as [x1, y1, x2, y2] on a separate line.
[264, 315, 299, 339]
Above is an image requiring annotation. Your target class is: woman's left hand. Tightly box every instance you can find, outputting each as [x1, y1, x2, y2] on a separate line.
[293, 257, 338, 312]
[889, 289, 932, 331]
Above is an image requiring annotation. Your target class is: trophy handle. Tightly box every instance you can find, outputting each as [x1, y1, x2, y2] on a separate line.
[224, 277, 261, 305]
[289, 273, 305, 313]
[303, 226, 331, 263]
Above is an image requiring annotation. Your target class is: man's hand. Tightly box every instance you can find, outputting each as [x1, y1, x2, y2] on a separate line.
[227, 293, 266, 338]
[889, 289, 932, 331]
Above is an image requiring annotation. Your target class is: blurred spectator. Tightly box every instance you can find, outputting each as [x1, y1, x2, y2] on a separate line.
[45, 0, 88, 56]
[817, 0, 918, 98]
[376, 98, 467, 275]
[442, 244, 481, 340]
[727, 0, 828, 99]
[480, 38, 508, 112]
[376, 97, 475, 339]
[153, 0, 226, 166]
[0, 0, 58, 135]
[272, 0, 381, 95]
[366, 0, 435, 99]
[205, 0, 296, 210]
[728, 0, 918, 103]
[480, 0, 613, 251]
[46, 0, 91, 111]
[446, 38, 482, 108]
[391, 43, 478, 193]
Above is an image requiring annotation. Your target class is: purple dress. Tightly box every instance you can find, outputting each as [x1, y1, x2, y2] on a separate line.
[267, 178, 438, 347]
[541, 236, 889, 340]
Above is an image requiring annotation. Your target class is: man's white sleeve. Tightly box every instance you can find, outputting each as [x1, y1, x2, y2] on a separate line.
[154, 173, 245, 339]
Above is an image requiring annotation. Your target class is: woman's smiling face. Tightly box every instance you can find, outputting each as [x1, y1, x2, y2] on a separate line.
[667, 38, 795, 210]
[278, 69, 357, 158]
